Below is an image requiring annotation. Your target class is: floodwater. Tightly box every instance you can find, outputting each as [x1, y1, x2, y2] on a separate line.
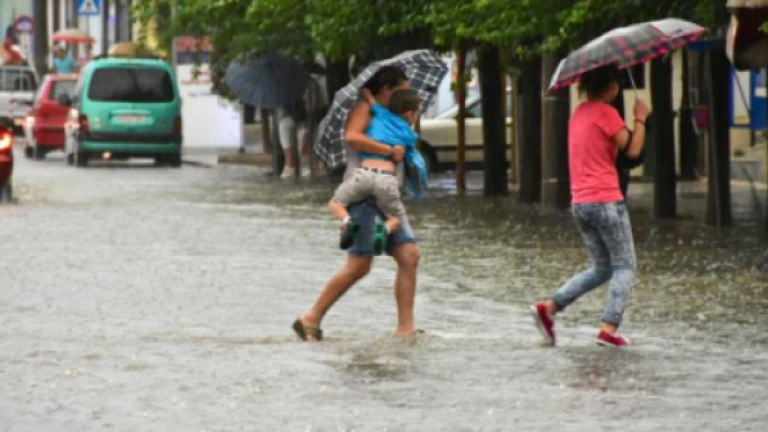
[2, 149, 767, 431]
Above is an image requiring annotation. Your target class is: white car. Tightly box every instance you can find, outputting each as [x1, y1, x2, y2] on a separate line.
[0, 65, 38, 134]
[419, 92, 512, 171]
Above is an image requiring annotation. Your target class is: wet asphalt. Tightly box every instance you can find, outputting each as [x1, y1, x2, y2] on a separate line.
[1, 146, 767, 431]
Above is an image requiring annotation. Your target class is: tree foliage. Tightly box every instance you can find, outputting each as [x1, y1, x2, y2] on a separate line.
[133, 0, 729, 88]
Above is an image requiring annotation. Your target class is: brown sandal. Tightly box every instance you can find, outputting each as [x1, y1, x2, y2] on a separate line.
[292, 319, 324, 342]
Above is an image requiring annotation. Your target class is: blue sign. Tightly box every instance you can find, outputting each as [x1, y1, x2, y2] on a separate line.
[752, 68, 767, 131]
[77, 0, 101, 16]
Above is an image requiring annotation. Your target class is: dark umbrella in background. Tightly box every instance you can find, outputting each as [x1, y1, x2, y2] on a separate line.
[316, 50, 449, 169]
[225, 52, 310, 177]
[549, 19, 706, 96]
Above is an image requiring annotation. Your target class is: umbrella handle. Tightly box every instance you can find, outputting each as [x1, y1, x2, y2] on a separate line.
[627, 69, 639, 99]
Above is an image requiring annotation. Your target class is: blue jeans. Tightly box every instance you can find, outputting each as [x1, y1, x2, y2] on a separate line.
[347, 198, 416, 257]
[552, 201, 637, 326]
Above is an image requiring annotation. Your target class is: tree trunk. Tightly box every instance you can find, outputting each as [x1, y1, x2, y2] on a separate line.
[33, 0, 50, 76]
[509, 75, 517, 185]
[477, 46, 508, 196]
[516, 57, 542, 203]
[52, 0, 61, 32]
[541, 52, 571, 209]
[705, 47, 732, 227]
[261, 109, 273, 154]
[101, 0, 110, 56]
[651, 56, 677, 219]
[679, 50, 698, 180]
[325, 61, 349, 104]
[455, 48, 467, 195]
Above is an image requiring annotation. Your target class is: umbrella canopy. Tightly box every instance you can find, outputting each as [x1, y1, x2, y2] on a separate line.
[224, 52, 309, 110]
[53, 28, 94, 44]
[109, 41, 155, 58]
[315, 50, 448, 169]
[550, 19, 706, 90]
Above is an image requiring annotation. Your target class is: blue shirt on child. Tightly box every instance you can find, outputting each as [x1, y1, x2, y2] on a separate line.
[359, 103, 419, 161]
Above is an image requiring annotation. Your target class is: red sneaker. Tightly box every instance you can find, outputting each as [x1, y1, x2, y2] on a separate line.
[530, 303, 555, 346]
[597, 330, 631, 348]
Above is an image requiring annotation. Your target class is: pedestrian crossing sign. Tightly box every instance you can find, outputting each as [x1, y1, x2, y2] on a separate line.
[78, 0, 101, 16]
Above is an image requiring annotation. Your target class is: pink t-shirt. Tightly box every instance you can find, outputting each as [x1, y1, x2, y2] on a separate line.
[569, 101, 626, 204]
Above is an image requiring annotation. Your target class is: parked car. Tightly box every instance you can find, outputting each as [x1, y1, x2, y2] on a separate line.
[419, 92, 512, 172]
[0, 119, 14, 202]
[24, 74, 78, 160]
[65, 58, 183, 167]
[0, 65, 38, 135]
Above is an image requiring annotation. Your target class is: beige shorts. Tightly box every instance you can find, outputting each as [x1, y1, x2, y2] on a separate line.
[333, 168, 405, 220]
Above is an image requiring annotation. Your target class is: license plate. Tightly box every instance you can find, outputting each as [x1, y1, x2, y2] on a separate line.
[117, 115, 145, 124]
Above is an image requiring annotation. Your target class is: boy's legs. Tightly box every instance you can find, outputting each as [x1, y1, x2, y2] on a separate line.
[329, 170, 376, 222]
[372, 175, 405, 234]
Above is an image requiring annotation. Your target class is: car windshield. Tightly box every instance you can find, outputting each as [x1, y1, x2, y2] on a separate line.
[0, 69, 37, 91]
[51, 81, 77, 101]
[88, 67, 174, 103]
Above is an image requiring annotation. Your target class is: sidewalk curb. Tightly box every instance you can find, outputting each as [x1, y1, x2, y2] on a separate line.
[181, 159, 216, 169]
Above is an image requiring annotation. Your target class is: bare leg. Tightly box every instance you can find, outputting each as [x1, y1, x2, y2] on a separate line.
[299, 256, 373, 340]
[328, 199, 351, 222]
[390, 243, 420, 337]
[284, 147, 296, 169]
[383, 218, 401, 234]
[544, 299, 558, 316]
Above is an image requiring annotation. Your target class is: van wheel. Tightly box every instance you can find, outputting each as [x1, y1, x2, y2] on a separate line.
[76, 151, 89, 167]
[33, 147, 46, 160]
[418, 141, 439, 173]
[0, 182, 13, 204]
[169, 154, 182, 168]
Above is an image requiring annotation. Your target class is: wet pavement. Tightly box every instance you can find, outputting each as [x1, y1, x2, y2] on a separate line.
[2, 147, 767, 431]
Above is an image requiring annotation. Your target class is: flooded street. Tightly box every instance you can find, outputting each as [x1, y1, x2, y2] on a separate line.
[2, 148, 768, 431]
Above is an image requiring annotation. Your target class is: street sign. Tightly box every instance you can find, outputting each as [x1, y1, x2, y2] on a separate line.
[77, 0, 101, 16]
[13, 15, 34, 34]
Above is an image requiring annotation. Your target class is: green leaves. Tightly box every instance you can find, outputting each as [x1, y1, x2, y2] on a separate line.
[132, 0, 724, 92]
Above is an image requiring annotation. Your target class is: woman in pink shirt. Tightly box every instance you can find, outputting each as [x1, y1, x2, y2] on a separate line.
[531, 65, 650, 348]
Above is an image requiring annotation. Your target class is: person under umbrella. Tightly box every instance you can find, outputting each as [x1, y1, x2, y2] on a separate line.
[327, 88, 423, 255]
[53, 46, 77, 75]
[294, 64, 438, 342]
[531, 18, 705, 349]
[225, 52, 310, 177]
[531, 64, 649, 349]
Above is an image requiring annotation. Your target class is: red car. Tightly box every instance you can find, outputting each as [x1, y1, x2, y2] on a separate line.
[25, 74, 78, 160]
[0, 120, 13, 202]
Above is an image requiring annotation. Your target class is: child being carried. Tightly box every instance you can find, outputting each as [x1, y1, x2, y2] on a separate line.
[328, 88, 422, 254]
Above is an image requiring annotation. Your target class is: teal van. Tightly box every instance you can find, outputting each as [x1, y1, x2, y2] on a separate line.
[64, 58, 182, 167]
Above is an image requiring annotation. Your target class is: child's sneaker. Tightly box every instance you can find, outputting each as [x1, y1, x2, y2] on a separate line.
[339, 219, 360, 250]
[530, 303, 556, 346]
[596, 330, 630, 348]
[372, 220, 389, 255]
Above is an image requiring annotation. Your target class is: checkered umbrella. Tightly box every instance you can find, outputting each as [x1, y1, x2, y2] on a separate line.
[315, 50, 448, 169]
[549, 19, 706, 91]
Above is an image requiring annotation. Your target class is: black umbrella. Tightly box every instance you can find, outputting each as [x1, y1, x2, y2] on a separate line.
[225, 52, 310, 109]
